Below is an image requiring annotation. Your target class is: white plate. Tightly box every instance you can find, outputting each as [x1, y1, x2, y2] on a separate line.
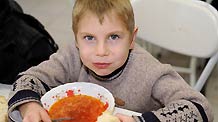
[40, 82, 115, 113]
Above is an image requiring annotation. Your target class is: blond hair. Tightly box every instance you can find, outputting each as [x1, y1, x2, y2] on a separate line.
[72, 0, 135, 35]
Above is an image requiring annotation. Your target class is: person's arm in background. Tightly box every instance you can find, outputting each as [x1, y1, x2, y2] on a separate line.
[0, 0, 23, 21]
[0, 0, 11, 23]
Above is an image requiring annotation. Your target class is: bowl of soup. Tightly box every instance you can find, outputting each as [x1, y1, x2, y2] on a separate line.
[40, 82, 115, 122]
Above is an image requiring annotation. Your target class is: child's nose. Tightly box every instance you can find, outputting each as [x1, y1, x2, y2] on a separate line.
[96, 42, 109, 56]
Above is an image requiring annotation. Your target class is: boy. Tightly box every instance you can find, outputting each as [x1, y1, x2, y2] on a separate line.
[8, 0, 213, 122]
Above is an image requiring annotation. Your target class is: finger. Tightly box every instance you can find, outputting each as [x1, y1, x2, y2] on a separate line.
[40, 110, 52, 122]
[115, 113, 126, 118]
[115, 113, 126, 121]
[115, 113, 135, 122]
[22, 113, 41, 122]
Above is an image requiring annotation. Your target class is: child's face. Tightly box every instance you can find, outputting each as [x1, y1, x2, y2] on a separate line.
[75, 11, 137, 76]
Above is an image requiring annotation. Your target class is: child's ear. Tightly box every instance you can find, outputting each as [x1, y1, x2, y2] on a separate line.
[130, 27, 138, 49]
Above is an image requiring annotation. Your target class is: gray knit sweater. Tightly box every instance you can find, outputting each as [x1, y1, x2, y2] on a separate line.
[8, 41, 213, 122]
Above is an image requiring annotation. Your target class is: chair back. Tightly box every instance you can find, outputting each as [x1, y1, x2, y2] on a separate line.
[131, 0, 218, 58]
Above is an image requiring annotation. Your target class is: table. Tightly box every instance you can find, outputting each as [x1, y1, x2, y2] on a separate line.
[0, 83, 11, 98]
[0, 83, 141, 116]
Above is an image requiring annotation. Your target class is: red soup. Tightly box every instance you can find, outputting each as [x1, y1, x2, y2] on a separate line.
[49, 94, 108, 122]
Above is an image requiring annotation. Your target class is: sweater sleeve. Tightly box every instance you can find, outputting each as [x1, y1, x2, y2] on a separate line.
[7, 75, 50, 122]
[7, 42, 82, 121]
[18, 42, 81, 87]
[133, 64, 213, 122]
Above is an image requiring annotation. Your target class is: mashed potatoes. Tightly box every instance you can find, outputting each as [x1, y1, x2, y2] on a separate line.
[97, 111, 120, 122]
[0, 96, 8, 122]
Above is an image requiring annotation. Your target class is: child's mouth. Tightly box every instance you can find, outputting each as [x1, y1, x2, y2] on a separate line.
[93, 63, 111, 69]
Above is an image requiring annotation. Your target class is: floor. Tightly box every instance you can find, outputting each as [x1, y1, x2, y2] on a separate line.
[14, 0, 218, 121]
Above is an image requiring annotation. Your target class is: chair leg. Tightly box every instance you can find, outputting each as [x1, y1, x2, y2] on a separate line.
[190, 57, 197, 87]
[194, 52, 218, 91]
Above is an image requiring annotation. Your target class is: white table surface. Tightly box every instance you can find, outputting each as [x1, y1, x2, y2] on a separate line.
[0, 83, 141, 116]
[0, 83, 11, 98]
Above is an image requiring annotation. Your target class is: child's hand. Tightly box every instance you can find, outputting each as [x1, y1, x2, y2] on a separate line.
[115, 113, 136, 122]
[19, 101, 51, 122]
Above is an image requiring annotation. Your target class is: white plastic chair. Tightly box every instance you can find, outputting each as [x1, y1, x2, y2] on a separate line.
[131, 0, 218, 91]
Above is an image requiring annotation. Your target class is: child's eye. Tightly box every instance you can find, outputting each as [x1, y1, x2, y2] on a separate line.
[84, 35, 94, 41]
[109, 34, 119, 40]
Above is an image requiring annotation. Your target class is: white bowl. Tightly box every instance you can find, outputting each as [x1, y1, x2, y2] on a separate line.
[40, 82, 115, 113]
